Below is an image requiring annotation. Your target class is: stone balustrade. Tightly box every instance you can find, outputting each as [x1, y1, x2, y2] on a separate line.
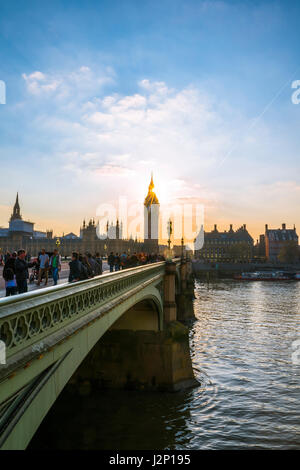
[0, 262, 168, 363]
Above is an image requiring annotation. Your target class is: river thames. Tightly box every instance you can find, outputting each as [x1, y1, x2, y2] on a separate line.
[30, 279, 300, 450]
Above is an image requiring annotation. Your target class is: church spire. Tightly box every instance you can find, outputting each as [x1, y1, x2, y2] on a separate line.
[11, 192, 22, 220]
[149, 172, 154, 190]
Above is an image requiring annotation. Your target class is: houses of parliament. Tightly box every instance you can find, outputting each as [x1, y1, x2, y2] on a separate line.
[0, 175, 161, 256]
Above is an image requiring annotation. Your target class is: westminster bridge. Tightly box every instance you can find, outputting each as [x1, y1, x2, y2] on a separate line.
[0, 259, 196, 450]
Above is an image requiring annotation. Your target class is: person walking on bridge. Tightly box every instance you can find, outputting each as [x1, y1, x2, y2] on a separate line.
[95, 252, 103, 275]
[3, 251, 17, 278]
[15, 249, 34, 294]
[114, 253, 121, 271]
[37, 249, 50, 286]
[4, 268, 17, 296]
[69, 252, 84, 282]
[130, 252, 138, 267]
[3, 252, 17, 296]
[108, 252, 115, 272]
[50, 249, 61, 286]
[120, 252, 127, 269]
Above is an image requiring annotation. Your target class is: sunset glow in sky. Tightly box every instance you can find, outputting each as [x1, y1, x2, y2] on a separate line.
[1, 0, 300, 241]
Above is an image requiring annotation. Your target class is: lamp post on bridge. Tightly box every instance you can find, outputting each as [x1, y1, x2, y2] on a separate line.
[181, 237, 185, 259]
[55, 238, 61, 248]
[167, 219, 173, 261]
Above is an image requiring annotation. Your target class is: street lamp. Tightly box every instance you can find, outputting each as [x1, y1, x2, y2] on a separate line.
[167, 219, 173, 249]
[167, 219, 173, 261]
[181, 237, 184, 259]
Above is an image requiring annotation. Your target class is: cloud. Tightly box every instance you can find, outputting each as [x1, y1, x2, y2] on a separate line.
[22, 66, 115, 100]
[76, 81, 233, 182]
[19, 72, 245, 214]
[22, 71, 60, 95]
[94, 164, 134, 176]
[17, 68, 300, 239]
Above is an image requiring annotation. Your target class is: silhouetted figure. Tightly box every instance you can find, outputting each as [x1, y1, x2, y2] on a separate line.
[108, 252, 115, 272]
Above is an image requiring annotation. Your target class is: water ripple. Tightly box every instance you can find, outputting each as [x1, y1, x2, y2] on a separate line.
[29, 279, 300, 450]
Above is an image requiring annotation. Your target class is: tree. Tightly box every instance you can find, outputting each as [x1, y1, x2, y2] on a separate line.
[278, 242, 299, 263]
[227, 242, 251, 262]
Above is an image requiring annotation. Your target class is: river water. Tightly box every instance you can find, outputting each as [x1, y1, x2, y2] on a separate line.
[30, 279, 300, 450]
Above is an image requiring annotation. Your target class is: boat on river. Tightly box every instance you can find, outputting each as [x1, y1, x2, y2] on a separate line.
[234, 271, 295, 281]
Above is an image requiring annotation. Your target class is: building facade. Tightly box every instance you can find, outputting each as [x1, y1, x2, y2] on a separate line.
[195, 224, 254, 262]
[0, 194, 51, 255]
[264, 223, 298, 262]
[0, 178, 163, 257]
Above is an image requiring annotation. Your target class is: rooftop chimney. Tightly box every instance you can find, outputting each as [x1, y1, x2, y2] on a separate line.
[265, 224, 268, 232]
[229, 224, 233, 231]
[243, 224, 246, 230]
[282, 223, 286, 230]
[214, 224, 218, 232]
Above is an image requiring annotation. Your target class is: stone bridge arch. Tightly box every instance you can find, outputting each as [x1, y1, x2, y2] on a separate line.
[0, 260, 196, 449]
[0, 265, 166, 449]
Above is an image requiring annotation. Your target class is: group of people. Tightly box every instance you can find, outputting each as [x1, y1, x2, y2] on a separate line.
[1, 248, 165, 295]
[107, 251, 164, 272]
[2, 248, 61, 296]
[68, 251, 163, 282]
[69, 252, 103, 282]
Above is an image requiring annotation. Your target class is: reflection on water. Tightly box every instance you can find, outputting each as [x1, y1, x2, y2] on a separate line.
[30, 280, 300, 449]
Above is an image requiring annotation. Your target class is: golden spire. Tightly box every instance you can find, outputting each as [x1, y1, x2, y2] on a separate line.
[149, 172, 154, 191]
[144, 172, 159, 207]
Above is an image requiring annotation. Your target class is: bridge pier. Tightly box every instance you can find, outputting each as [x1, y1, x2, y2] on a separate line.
[163, 262, 178, 322]
[67, 261, 197, 393]
[68, 321, 197, 393]
[176, 260, 196, 322]
[0, 259, 198, 449]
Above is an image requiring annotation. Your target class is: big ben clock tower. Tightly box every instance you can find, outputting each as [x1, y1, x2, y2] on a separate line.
[144, 173, 159, 254]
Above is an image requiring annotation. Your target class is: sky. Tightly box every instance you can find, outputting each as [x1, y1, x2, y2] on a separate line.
[0, 0, 300, 241]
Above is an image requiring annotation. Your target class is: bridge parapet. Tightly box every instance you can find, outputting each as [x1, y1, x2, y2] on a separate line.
[0, 262, 165, 368]
[0, 259, 197, 449]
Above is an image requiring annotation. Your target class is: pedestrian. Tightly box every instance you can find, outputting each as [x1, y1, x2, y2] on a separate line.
[87, 253, 100, 276]
[114, 252, 121, 271]
[95, 252, 103, 275]
[82, 254, 94, 278]
[15, 249, 34, 294]
[69, 252, 84, 282]
[78, 254, 89, 279]
[4, 267, 17, 296]
[3, 251, 17, 278]
[108, 252, 115, 272]
[120, 252, 127, 269]
[50, 249, 61, 286]
[37, 248, 50, 286]
[130, 252, 138, 267]
[139, 252, 147, 265]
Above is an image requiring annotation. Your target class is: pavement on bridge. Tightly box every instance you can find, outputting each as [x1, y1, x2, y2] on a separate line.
[0, 261, 110, 298]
